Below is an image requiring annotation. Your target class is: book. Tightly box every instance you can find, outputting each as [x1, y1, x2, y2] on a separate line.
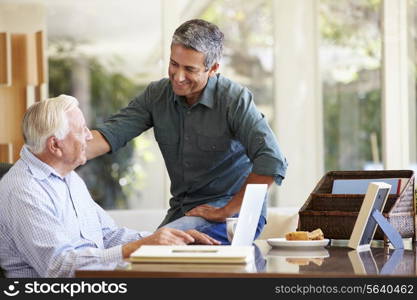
[124, 261, 257, 273]
[332, 178, 408, 194]
[130, 245, 254, 264]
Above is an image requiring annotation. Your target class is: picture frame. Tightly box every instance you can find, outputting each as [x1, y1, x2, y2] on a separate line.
[348, 182, 392, 251]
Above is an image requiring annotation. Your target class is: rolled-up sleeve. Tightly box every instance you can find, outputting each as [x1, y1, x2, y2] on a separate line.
[227, 88, 288, 185]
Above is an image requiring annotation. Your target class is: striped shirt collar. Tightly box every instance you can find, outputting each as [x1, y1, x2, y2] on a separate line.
[20, 145, 64, 180]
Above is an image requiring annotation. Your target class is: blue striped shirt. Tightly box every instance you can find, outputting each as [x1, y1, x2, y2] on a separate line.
[0, 146, 150, 278]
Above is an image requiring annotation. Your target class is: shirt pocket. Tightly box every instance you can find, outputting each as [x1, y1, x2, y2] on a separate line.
[195, 135, 236, 172]
[197, 135, 230, 152]
[154, 130, 179, 162]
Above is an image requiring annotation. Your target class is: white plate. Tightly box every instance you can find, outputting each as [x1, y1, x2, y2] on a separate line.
[267, 238, 330, 248]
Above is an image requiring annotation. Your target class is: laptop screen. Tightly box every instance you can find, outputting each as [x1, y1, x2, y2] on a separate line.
[231, 184, 267, 246]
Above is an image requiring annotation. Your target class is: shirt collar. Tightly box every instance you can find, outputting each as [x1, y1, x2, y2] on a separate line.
[198, 75, 217, 109]
[20, 145, 64, 180]
[172, 74, 218, 109]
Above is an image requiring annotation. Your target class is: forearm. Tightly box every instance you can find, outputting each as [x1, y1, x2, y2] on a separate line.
[122, 240, 144, 259]
[86, 130, 111, 160]
[223, 172, 274, 216]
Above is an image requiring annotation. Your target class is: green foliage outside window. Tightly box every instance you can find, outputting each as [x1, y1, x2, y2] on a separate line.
[320, 0, 382, 171]
[48, 40, 148, 208]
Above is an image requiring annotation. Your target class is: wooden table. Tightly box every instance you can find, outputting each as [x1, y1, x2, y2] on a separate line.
[75, 240, 417, 278]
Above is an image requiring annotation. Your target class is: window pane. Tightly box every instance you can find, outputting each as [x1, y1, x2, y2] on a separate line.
[320, 0, 382, 171]
[200, 0, 274, 122]
[47, 0, 162, 209]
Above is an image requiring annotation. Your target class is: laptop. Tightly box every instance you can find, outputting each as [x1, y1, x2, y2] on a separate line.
[129, 184, 268, 264]
[230, 183, 267, 246]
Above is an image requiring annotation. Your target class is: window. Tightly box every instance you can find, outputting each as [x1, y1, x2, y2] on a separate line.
[320, 0, 383, 171]
[47, 0, 163, 209]
[199, 0, 274, 121]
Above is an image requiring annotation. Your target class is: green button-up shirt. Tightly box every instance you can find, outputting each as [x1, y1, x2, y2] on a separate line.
[96, 74, 288, 225]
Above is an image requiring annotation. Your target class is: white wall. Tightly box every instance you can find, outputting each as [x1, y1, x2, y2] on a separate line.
[382, 0, 413, 169]
[0, 3, 45, 33]
[272, 0, 324, 208]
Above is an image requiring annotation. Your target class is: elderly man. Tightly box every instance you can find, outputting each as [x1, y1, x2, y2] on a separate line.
[0, 95, 218, 278]
[87, 19, 288, 244]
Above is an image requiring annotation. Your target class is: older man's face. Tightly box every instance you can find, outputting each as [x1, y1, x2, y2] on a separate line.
[59, 107, 93, 169]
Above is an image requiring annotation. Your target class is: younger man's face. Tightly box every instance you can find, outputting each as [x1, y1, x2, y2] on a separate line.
[168, 44, 217, 104]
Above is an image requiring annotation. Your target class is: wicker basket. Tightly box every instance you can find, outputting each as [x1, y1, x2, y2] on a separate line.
[298, 170, 416, 240]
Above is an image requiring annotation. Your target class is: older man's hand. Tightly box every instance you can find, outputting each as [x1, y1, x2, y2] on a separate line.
[142, 227, 195, 245]
[122, 227, 219, 258]
[185, 229, 220, 245]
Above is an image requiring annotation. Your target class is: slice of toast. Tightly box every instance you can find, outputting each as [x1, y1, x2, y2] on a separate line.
[308, 229, 324, 240]
[285, 228, 324, 241]
[285, 231, 309, 240]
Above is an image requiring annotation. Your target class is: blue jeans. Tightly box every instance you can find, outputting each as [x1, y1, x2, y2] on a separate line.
[162, 214, 266, 245]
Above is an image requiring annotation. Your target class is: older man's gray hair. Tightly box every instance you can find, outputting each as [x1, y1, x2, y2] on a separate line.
[22, 95, 79, 154]
[172, 19, 224, 70]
